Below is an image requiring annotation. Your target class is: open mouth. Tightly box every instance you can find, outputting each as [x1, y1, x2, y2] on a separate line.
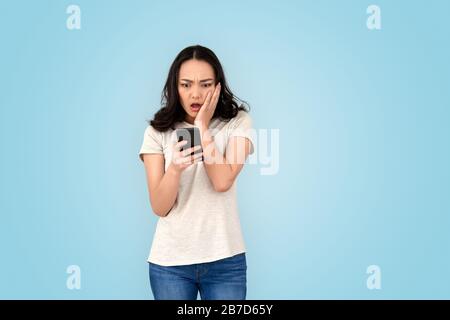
[190, 103, 201, 112]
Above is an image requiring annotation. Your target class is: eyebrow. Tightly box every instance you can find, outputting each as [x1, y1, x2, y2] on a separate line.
[180, 78, 214, 83]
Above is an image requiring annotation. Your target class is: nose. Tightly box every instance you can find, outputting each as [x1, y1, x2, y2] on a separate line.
[191, 87, 201, 100]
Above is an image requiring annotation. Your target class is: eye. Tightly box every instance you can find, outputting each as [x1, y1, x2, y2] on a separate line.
[181, 83, 189, 88]
[202, 83, 212, 87]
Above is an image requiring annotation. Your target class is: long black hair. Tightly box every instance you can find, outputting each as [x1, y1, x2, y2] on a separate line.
[148, 45, 250, 132]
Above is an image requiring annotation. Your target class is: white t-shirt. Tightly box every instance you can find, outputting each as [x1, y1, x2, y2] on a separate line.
[139, 110, 255, 266]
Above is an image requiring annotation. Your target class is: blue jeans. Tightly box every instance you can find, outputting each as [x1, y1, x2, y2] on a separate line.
[148, 253, 247, 300]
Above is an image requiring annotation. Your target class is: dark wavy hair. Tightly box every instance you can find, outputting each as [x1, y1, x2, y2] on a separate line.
[148, 45, 250, 132]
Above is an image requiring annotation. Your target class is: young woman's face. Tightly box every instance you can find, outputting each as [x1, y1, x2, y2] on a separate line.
[178, 59, 217, 124]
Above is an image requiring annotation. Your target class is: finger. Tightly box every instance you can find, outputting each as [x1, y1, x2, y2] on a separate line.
[174, 140, 188, 151]
[215, 82, 221, 95]
[180, 151, 197, 161]
[181, 151, 203, 164]
[193, 157, 203, 163]
[181, 145, 202, 157]
[192, 152, 203, 160]
[179, 146, 197, 158]
[192, 151, 203, 158]
[187, 156, 203, 167]
[204, 91, 213, 109]
[210, 83, 221, 109]
[179, 155, 196, 165]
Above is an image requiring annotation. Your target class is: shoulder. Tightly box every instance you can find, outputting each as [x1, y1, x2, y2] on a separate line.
[142, 125, 168, 146]
[235, 110, 251, 121]
[228, 110, 253, 129]
[144, 125, 171, 138]
[144, 125, 158, 135]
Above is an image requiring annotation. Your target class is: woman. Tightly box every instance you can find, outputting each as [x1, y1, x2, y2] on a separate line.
[139, 45, 255, 300]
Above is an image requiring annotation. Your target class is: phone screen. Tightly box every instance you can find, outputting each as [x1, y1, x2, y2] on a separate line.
[176, 127, 203, 160]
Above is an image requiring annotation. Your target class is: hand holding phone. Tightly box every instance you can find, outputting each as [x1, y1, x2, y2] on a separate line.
[176, 127, 204, 162]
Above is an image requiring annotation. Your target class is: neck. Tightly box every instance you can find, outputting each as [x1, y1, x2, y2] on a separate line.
[184, 115, 195, 124]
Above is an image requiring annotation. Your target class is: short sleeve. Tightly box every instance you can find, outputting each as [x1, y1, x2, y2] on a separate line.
[139, 125, 164, 162]
[227, 111, 255, 155]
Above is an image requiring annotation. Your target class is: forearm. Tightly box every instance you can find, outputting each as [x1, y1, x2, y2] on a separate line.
[151, 164, 181, 216]
[200, 126, 234, 192]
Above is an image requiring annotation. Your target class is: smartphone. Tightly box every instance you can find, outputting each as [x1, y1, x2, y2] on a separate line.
[176, 127, 204, 161]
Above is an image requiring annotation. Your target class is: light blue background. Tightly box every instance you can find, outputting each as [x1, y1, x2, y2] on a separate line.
[0, 0, 449, 299]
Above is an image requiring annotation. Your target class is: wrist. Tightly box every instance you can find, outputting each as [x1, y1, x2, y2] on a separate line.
[167, 163, 181, 176]
[198, 125, 212, 142]
[201, 131, 214, 149]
